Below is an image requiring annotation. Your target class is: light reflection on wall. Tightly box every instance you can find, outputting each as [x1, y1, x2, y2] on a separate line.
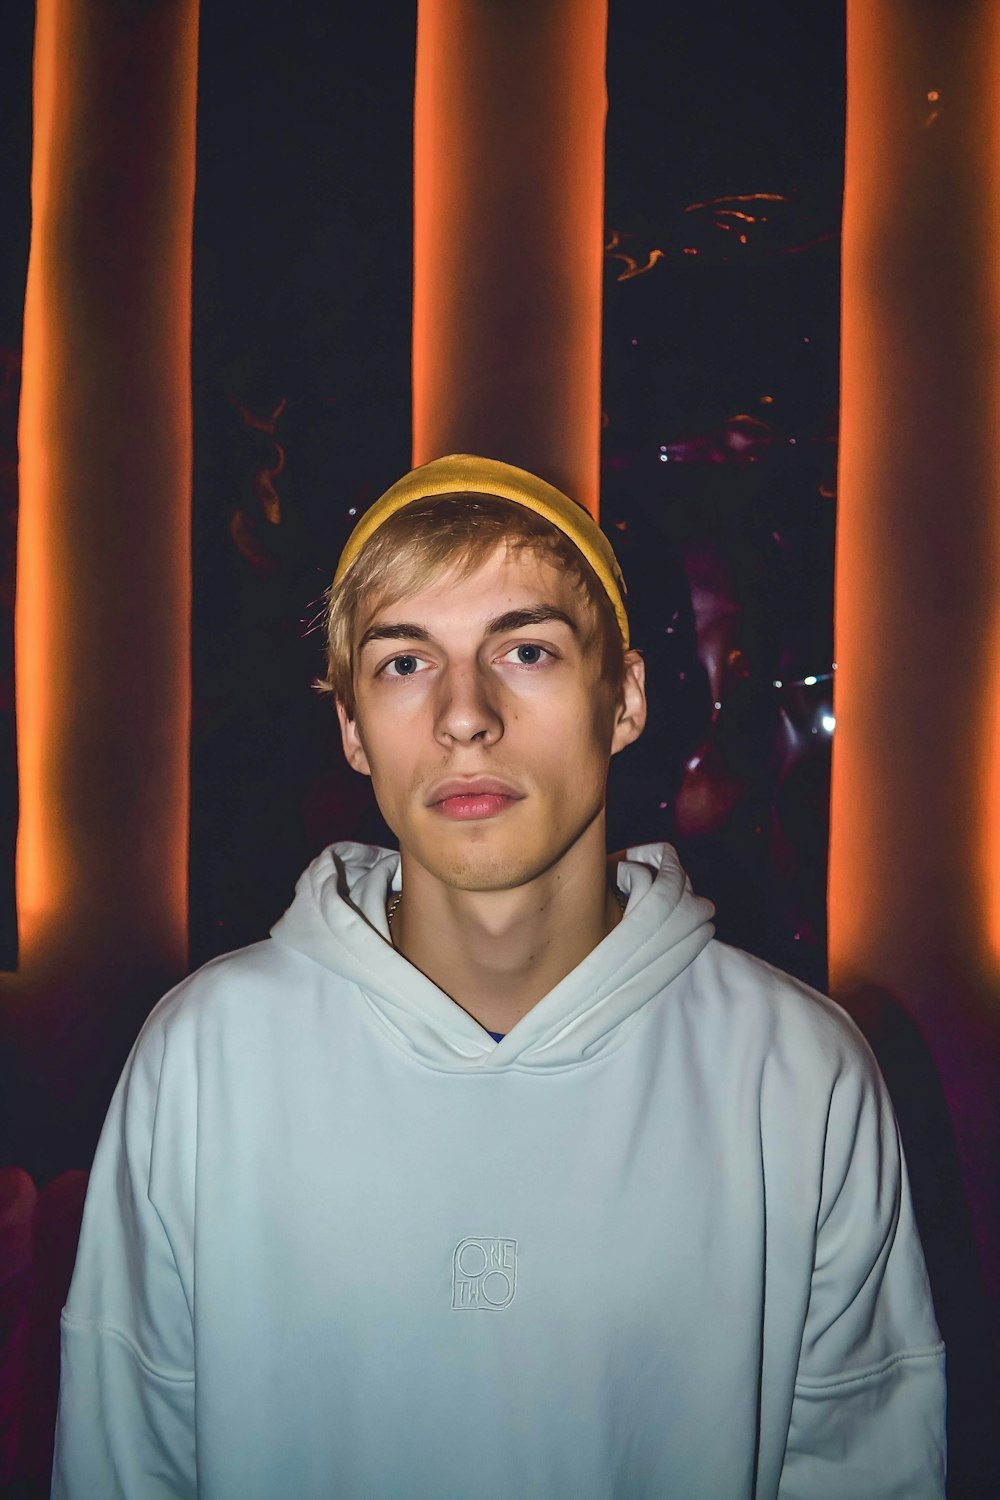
[832, 0, 1000, 1302]
[14, 0, 197, 984]
[412, 0, 608, 514]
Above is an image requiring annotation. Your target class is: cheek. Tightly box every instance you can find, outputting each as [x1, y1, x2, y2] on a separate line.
[535, 709, 610, 788]
[362, 720, 428, 799]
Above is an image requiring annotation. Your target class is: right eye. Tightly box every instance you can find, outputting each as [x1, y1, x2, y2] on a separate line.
[382, 654, 428, 678]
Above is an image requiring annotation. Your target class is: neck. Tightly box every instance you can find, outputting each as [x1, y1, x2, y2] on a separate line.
[390, 821, 623, 1035]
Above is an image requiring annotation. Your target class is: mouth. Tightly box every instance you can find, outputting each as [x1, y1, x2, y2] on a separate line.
[427, 778, 525, 822]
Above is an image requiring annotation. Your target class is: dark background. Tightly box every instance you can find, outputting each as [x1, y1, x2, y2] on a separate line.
[11, 4, 994, 1495]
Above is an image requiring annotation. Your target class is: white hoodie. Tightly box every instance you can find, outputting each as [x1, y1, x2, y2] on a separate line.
[53, 843, 945, 1499]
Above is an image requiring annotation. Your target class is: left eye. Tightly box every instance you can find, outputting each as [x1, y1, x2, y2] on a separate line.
[384, 654, 428, 677]
[503, 643, 547, 665]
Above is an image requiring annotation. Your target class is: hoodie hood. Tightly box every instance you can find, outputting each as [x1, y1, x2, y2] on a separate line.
[271, 842, 715, 1072]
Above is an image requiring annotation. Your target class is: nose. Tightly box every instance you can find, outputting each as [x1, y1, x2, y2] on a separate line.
[434, 663, 504, 747]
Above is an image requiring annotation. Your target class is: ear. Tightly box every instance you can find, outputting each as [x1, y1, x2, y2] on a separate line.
[610, 650, 647, 756]
[336, 700, 373, 776]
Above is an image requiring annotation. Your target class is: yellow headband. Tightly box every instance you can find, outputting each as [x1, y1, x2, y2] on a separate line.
[333, 454, 630, 647]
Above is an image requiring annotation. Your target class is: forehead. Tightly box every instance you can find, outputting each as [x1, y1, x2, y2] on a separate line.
[355, 542, 591, 638]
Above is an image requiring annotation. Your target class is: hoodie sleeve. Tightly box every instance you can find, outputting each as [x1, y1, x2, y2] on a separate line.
[777, 1043, 946, 1500]
[51, 1016, 196, 1499]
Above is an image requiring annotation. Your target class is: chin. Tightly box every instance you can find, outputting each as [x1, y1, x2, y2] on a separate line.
[425, 848, 543, 894]
[411, 817, 597, 895]
[399, 824, 545, 893]
[391, 799, 607, 895]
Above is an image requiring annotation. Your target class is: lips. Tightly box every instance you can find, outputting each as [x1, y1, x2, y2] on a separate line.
[427, 778, 524, 821]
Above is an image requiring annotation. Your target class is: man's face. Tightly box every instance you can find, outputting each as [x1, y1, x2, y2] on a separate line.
[337, 543, 646, 894]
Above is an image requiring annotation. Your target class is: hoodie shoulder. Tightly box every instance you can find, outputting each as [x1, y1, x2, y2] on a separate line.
[691, 937, 882, 1086]
[136, 937, 323, 1045]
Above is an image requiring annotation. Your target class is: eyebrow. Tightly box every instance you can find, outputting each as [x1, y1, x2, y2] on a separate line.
[357, 622, 431, 650]
[357, 605, 580, 652]
[486, 607, 580, 636]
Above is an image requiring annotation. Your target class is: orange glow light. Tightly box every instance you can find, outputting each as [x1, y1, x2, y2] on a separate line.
[832, 0, 1000, 993]
[413, 0, 608, 515]
[15, 0, 197, 978]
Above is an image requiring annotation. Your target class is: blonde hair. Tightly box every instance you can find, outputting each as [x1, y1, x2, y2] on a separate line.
[320, 493, 625, 717]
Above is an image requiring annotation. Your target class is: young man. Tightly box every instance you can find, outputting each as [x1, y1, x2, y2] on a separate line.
[53, 455, 945, 1498]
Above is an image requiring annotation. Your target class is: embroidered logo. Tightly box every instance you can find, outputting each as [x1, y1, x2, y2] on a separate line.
[452, 1236, 517, 1310]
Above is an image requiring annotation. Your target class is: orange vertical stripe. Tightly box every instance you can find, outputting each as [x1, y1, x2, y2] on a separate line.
[413, 0, 608, 515]
[833, 0, 1000, 996]
[832, 0, 1000, 1304]
[15, 0, 197, 980]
